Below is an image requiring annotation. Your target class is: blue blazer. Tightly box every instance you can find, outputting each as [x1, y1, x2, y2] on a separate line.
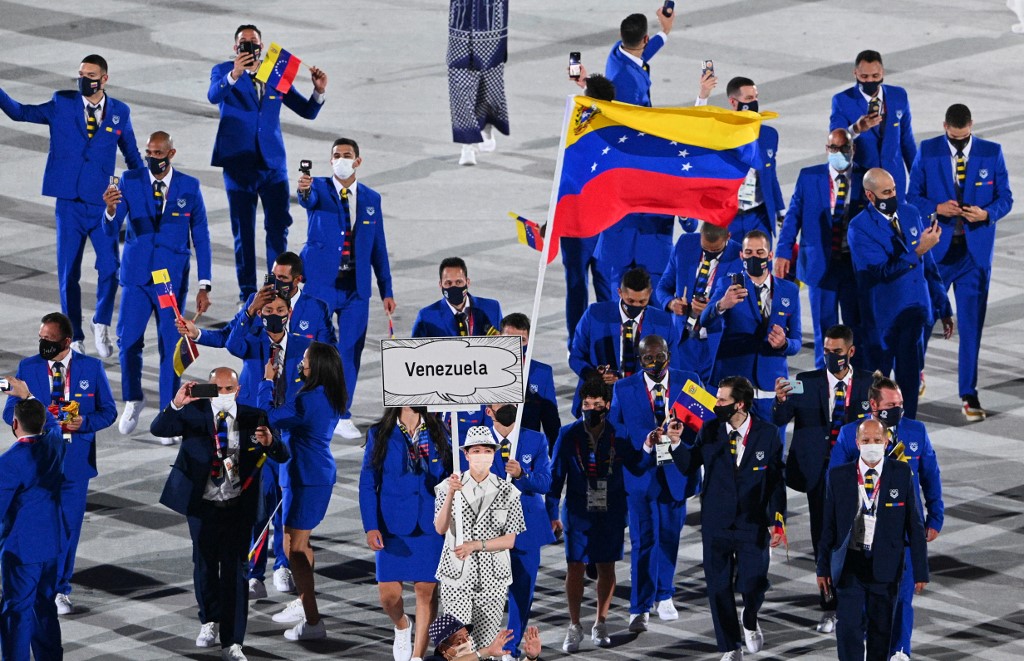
[701, 272, 802, 391]
[226, 312, 309, 407]
[257, 382, 341, 487]
[777, 164, 866, 286]
[830, 84, 917, 195]
[771, 368, 873, 493]
[198, 291, 336, 352]
[546, 420, 629, 525]
[299, 178, 394, 302]
[3, 352, 116, 482]
[152, 401, 288, 524]
[671, 415, 785, 539]
[487, 426, 556, 552]
[0, 88, 142, 203]
[0, 428, 66, 563]
[570, 302, 678, 380]
[593, 213, 680, 273]
[847, 204, 948, 330]
[359, 424, 449, 536]
[753, 125, 786, 229]
[522, 360, 561, 447]
[411, 295, 503, 338]
[207, 63, 322, 171]
[609, 369, 702, 501]
[604, 35, 664, 107]
[105, 167, 212, 287]
[829, 417, 944, 533]
[908, 135, 1014, 265]
[818, 458, 928, 586]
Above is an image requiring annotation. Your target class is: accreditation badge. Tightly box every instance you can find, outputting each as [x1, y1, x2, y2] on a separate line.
[656, 439, 673, 466]
[856, 512, 877, 551]
[224, 455, 241, 487]
[587, 480, 608, 512]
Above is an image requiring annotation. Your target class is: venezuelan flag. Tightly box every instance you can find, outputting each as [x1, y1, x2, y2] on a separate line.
[548, 97, 774, 262]
[509, 212, 544, 251]
[173, 335, 199, 377]
[255, 43, 303, 94]
[670, 379, 718, 432]
[152, 269, 179, 310]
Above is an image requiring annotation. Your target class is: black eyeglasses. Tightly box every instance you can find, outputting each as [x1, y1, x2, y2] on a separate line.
[827, 145, 853, 154]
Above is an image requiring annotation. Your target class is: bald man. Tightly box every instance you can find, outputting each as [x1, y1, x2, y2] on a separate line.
[102, 131, 213, 443]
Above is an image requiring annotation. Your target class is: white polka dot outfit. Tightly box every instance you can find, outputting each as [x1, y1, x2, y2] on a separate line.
[447, 0, 510, 144]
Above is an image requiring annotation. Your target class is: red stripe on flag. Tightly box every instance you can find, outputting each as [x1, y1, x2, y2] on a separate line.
[276, 56, 302, 94]
[158, 293, 178, 309]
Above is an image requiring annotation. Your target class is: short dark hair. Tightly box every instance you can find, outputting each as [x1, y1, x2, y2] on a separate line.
[302, 341, 347, 416]
[500, 313, 530, 333]
[945, 104, 972, 129]
[620, 14, 648, 48]
[267, 291, 292, 308]
[718, 376, 754, 413]
[700, 223, 730, 243]
[332, 137, 360, 158]
[274, 251, 304, 278]
[80, 54, 108, 74]
[726, 76, 756, 99]
[584, 74, 616, 102]
[743, 229, 772, 249]
[439, 257, 468, 281]
[855, 50, 883, 67]
[580, 377, 612, 403]
[868, 371, 899, 402]
[620, 266, 652, 292]
[235, 24, 261, 41]
[824, 324, 855, 345]
[41, 312, 73, 341]
[14, 399, 46, 436]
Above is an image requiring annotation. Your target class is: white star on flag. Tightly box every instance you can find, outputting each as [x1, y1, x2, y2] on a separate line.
[678, 149, 689, 157]
[681, 162, 693, 172]
[591, 162, 598, 172]
[601, 147, 611, 155]
[618, 135, 629, 143]
[637, 132, 645, 137]
[669, 141, 678, 145]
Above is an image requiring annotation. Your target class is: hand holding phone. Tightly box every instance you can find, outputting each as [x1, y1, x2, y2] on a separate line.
[189, 383, 219, 398]
[787, 379, 805, 395]
[568, 52, 582, 80]
[663, 0, 676, 17]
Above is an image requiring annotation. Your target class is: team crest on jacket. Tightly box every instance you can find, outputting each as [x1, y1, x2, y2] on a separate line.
[177, 198, 186, 208]
[523, 454, 533, 464]
[979, 169, 989, 179]
[298, 320, 310, 331]
[889, 489, 899, 499]
[112, 115, 120, 125]
[910, 227, 918, 237]
[756, 450, 764, 460]
[529, 383, 539, 394]
[767, 148, 774, 158]
[896, 109, 904, 119]
[367, 207, 376, 216]
[861, 401, 870, 410]
[79, 380, 89, 389]
[909, 441, 918, 453]
[781, 298, 790, 308]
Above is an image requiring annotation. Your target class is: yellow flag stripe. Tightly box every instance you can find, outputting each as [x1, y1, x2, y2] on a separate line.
[255, 43, 283, 83]
[151, 269, 170, 284]
[683, 379, 718, 410]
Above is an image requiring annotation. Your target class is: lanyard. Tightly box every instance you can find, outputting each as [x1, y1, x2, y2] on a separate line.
[856, 464, 882, 514]
[644, 378, 670, 418]
[15, 435, 38, 444]
[574, 430, 614, 483]
[728, 419, 752, 448]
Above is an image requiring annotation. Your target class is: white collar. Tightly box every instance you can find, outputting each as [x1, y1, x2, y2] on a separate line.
[49, 352, 72, 371]
[643, 371, 668, 393]
[858, 84, 884, 103]
[726, 412, 751, 438]
[445, 295, 471, 316]
[333, 176, 357, 198]
[618, 44, 645, 68]
[82, 94, 106, 112]
[149, 168, 174, 192]
[826, 369, 853, 391]
[619, 302, 645, 325]
[946, 136, 973, 159]
[213, 401, 238, 420]
[859, 457, 883, 479]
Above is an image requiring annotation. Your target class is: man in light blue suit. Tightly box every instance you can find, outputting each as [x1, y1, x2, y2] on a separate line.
[298, 138, 394, 440]
[411, 258, 503, 339]
[208, 24, 328, 302]
[0, 54, 142, 355]
[830, 50, 917, 197]
[908, 104, 1013, 421]
[102, 132, 212, 443]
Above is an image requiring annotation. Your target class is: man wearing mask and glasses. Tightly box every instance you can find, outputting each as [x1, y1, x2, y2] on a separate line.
[412, 257, 503, 340]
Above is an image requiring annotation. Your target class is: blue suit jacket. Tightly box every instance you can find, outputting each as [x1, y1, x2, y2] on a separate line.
[411, 295, 503, 338]
[198, 290, 336, 352]
[0, 428, 66, 562]
[226, 313, 309, 407]
[104, 167, 212, 287]
[818, 458, 928, 586]
[671, 415, 785, 539]
[522, 360, 561, 447]
[702, 273, 802, 391]
[359, 424, 449, 536]
[594, 214, 685, 273]
[3, 352, 116, 482]
[258, 382, 340, 487]
[0, 89, 142, 203]
[829, 417, 944, 533]
[299, 178, 394, 302]
[753, 125, 786, 229]
[771, 368, 873, 493]
[907, 135, 1014, 265]
[487, 426, 556, 552]
[777, 164, 866, 286]
[609, 369, 701, 501]
[546, 420, 629, 524]
[570, 302, 678, 381]
[207, 63, 322, 171]
[830, 84, 917, 195]
[847, 204, 948, 330]
[604, 35, 664, 107]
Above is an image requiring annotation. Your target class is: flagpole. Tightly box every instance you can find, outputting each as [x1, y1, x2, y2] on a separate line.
[508, 95, 576, 469]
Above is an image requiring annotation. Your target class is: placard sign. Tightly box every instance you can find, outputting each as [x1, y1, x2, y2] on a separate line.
[381, 336, 524, 407]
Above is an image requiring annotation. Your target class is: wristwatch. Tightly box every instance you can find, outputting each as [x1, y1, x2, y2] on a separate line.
[199, 283, 212, 292]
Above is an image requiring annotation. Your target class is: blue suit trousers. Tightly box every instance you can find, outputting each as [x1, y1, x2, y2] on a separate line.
[324, 280, 369, 421]
[728, 205, 772, 238]
[250, 459, 289, 580]
[187, 504, 251, 649]
[117, 277, 188, 407]
[0, 554, 62, 661]
[507, 546, 541, 658]
[807, 258, 862, 370]
[703, 532, 770, 653]
[627, 488, 686, 613]
[57, 478, 90, 595]
[223, 164, 293, 300]
[561, 237, 611, 346]
[56, 198, 119, 341]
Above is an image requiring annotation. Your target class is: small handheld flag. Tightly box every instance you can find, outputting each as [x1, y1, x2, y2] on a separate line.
[509, 212, 545, 252]
[152, 269, 200, 375]
[255, 43, 303, 94]
[387, 313, 395, 339]
[670, 379, 717, 432]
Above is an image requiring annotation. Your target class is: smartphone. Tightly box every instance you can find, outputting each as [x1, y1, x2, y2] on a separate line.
[819, 582, 834, 607]
[263, 273, 275, 288]
[108, 175, 119, 188]
[868, 98, 881, 117]
[787, 379, 805, 395]
[731, 273, 744, 287]
[190, 383, 219, 398]
[298, 159, 312, 176]
[0, 378, 10, 392]
[663, 0, 676, 17]
[702, 59, 714, 78]
[238, 41, 257, 58]
[568, 52, 582, 80]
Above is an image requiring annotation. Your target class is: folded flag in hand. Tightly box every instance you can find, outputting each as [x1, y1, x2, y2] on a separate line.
[152, 269, 179, 311]
[173, 335, 199, 377]
[255, 43, 303, 94]
[509, 212, 544, 251]
[671, 379, 718, 432]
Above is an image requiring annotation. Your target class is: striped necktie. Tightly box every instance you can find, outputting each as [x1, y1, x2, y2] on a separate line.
[211, 411, 229, 485]
[652, 383, 666, 428]
[864, 468, 877, 500]
[86, 104, 100, 138]
[954, 150, 967, 235]
[455, 311, 468, 336]
[153, 180, 166, 215]
[499, 438, 511, 462]
[830, 381, 846, 447]
[831, 174, 848, 256]
[692, 251, 715, 299]
[729, 430, 740, 457]
[50, 362, 64, 406]
[338, 187, 354, 273]
[621, 319, 637, 376]
[758, 284, 770, 320]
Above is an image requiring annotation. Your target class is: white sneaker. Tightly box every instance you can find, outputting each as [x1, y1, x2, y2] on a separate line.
[159, 435, 180, 446]
[562, 623, 583, 652]
[92, 322, 114, 358]
[284, 619, 326, 641]
[221, 644, 248, 661]
[248, 578, 267, 600]
[118, 399, 144, 435]
[890, 653, 911, 661]
[459, 145, 477, 166]
[272, 598, 305, 623]
[628, 612, 648, 633]
[196, 621, 218, 647]
[656, 599, 679, 620]
[55, 593, 75, 615]
[591, 621, 611, 647]
[741, 608, 764, 653]
[479, 125, 497, 152]
[334, 419, 361, 439]
[816, 611, 837, 633]
[274, 567, 296, 593]
[721, 650, 744, 661]
[393, 614, 413, 661]
[70, 340, 87, 355]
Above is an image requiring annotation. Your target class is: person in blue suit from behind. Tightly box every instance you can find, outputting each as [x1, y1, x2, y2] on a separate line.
[208, 24, 328, 302]
[818, 418, 928, 661]
[605, 7, 674, 108]
[102, 131, 212, 441]
[298, 138, 395, 440]
[829, 375, 943, 660]
[908, 103, 1013, 421]
[2, 312, 116, 617]
[500, 313, 561, 451]
[655, 223, 742, 383]
[0, 53, 142, 353]
[412, 258, 503, 338]
[830, 50, 917, 197]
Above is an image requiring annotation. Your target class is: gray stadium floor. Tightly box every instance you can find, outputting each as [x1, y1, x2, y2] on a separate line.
[2, 0, 1023, 659]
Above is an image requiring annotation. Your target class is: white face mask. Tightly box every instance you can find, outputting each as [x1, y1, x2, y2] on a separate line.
[212, 393, 236, 413]
[467, 453, 493, 473]
[859, 443, 885, 465]
[448, 642, 473, 658]
[331, 157, 355, 180]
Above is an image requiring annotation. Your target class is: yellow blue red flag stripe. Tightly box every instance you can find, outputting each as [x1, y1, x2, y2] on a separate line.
[509, 212, 544, 251]
[256, 43, 303, 94]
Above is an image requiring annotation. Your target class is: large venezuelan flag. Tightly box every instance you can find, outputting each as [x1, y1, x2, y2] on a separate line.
[548, 97, 774, 262]
[255, 43, 303, 94]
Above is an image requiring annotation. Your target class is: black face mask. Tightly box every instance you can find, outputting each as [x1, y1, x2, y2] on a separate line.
[275, 278, 294, 298]
[643, 359, 669, 380]
[859, 79, 883, 96]
[877, 406, 903, 428]
[443, 285, 467, 307]
[78, 76, 102, 97]
[622, 301, 645, 319]
[714, 403, 737, 421]
[743, 255, 768, 278]
[947, 134, 970, 152]
[39, 338, 65, 360]
[873, 194, 898, 216]
[263, 314, 287, 334]
[825, 352, 849, 375]
[583, 408, 607, 428]
[737, 99, 759, 113]
[146, 156, 170, 177]
[493, 404, 517, 427]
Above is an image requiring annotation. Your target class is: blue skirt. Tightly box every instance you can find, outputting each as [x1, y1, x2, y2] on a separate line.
[376, 528, 445, 583]
[563, 508, 626, 564]
[282, 484, 332, 530]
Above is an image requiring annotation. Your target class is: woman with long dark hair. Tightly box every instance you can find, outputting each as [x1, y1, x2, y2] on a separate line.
[359, 406, 452, 661]
[259, 341, 346, 641]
